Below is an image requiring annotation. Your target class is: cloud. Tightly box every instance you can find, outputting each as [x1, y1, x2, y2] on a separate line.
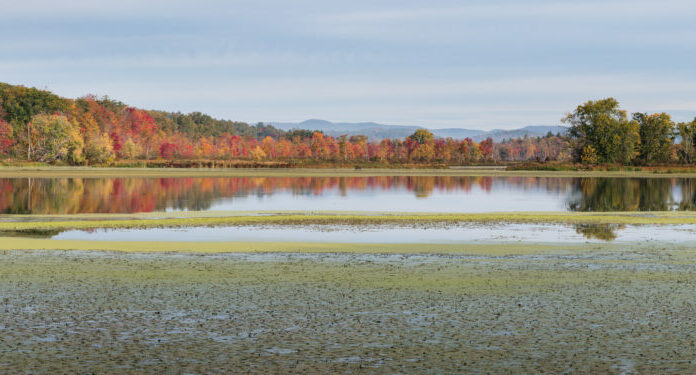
[1, 0, 695, 128]
[10, 73, 691, 128]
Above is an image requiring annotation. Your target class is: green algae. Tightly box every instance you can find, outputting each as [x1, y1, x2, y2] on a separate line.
[0, 237, 594, 255]
[2, 211, 696, 233]
[2, 250, 696, 373]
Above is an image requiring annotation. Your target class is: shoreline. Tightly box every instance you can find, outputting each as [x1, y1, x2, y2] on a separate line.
[2, 166, 696, 178]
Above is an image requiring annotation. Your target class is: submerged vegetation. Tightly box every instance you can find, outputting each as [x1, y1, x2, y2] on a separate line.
[3, 249, 696, 373]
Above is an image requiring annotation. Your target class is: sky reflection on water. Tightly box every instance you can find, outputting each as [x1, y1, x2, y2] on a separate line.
[1, 176, 695, 214]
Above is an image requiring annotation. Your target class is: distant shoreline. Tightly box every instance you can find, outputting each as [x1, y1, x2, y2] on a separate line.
[1, 164, 696, 178]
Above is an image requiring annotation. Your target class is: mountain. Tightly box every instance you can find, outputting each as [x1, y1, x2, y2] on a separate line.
[271, 119, 425, 140]
[270, 119, 567, 142]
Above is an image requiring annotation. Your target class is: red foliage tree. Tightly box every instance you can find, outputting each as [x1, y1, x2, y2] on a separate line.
[0, 120, 13, 155]
[480, 138, 494, 160]
[159, 142, 177, 159]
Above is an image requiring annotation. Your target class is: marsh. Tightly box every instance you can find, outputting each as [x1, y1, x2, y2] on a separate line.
[2, 249, 695, 373]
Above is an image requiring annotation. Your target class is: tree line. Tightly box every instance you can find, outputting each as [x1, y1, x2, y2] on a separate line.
[565, 98, 696, 165]
[0, 83, 693, 166]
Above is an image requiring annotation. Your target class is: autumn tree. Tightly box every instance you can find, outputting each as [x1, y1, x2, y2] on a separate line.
[249, 146, 266, 160]
[84, 132, 116, 165]
[411, 142, 435, 161]
[159, 142, 177, 159]
[124, 108, 159, 159]
[0, 120, 13, 156]
[377, 139, 394, 161]
[581, 145, 598, 164]
[122, 138, 141, 160]
[479, 138, 494, 160]
[25, 114, 84, 164]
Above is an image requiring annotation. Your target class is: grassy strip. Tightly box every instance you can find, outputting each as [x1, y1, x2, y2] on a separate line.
[0, 238, 596, 255]
[1, 211, 696, 232]
[2, 166, 696, 178]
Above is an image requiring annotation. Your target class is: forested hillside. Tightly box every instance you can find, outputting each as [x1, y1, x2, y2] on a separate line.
[0, 83, 693, 167]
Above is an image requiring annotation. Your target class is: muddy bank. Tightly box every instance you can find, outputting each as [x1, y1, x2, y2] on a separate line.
[1, 250, 695, 373]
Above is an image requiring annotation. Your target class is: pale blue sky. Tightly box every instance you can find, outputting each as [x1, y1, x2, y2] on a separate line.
[1, 0, 695, 129]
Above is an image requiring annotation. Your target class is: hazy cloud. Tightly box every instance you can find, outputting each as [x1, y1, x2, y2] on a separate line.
[1, 0, 694, 128]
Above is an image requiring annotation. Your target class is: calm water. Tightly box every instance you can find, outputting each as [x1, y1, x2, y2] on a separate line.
[1, 176, 696, 214]
[51, 223, 696, 243]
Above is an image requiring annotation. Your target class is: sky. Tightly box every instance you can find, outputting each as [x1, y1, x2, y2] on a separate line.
[1, 0, 695, 130]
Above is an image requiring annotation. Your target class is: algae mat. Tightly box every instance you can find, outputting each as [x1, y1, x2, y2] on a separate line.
[3, 211, 696, 233]
[2, 250, 696, 373]
[0, 237, 587, 255]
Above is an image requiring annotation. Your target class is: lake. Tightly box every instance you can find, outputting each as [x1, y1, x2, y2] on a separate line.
[50, 223, 696, 243]
[0, 176, 695, 214]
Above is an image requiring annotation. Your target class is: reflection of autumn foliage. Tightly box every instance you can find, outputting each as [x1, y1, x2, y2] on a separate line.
[0, 176, 577, 214]
[1, 176, 691, 214]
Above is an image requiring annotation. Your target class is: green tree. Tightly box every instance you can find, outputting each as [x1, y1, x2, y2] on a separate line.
[26, 114, 84, 164]
[563, 98, 640, 164]
[676, 119, 696, 164]
[633, 112, 674, 163]
[409, 129, 434, 145]
[0, 83, 71, 132]
[580, 145, 598, 165]
[285, 129, 320, 140]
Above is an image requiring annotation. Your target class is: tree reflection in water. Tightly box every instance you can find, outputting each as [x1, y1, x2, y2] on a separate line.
[566, 178, 689, 212]
[0, 176, 546, 214]
[574, 223, 626, 241]
[0, 176, 695, 215]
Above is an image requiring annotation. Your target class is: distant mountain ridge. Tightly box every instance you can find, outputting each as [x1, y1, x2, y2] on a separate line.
[271, 119, 567, 142]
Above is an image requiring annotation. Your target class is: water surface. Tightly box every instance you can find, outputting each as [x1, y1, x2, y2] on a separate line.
[50, 223, 696, 243]
[1, 176, 695, 214]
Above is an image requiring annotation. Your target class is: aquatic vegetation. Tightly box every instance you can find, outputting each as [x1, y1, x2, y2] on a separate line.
[0, 237, 605, 254]
[2, 250, 696, 373]
[2, 211, 696, 234]
[1, 168, 695, 373]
